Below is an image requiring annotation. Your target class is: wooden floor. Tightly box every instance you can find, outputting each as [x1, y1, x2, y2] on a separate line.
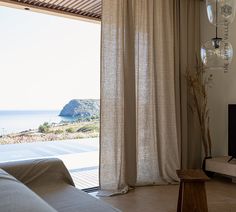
[96, 176, 236, 212]
[70, 167, 99, 189]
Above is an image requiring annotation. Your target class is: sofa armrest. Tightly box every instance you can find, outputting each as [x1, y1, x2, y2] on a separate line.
[0, 158, 75, 188]
[0, 168, 56, 212]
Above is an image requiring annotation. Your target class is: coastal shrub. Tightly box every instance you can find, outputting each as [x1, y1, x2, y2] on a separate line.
[91, 115, 99, 120]
[54, 129, 64, 134]
[38, 122, 50, 133]
[77, 123, 99, 133]
[77, 117, 91, 122]
[85, 117, 92, 122]
[66, 128, 74, 133]
[77, 126, 91, 133]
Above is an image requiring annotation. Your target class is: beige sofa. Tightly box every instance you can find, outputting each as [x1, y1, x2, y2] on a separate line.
[0, 158, 119, 212]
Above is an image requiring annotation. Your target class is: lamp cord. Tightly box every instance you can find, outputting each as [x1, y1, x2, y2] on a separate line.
[216, 0, 218, 38]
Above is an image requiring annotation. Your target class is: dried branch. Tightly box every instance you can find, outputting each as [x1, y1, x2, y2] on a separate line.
[186, 60, 212, 158]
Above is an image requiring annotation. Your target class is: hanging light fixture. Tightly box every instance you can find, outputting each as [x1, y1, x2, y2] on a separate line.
[201, 39, 233, 69]
[206, 0, 236, 26]
[201, 0, 234, 70]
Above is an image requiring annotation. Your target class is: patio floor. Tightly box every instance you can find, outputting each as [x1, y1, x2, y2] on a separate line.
[0, 138, 99, 190]
[70, 168, 98, 189]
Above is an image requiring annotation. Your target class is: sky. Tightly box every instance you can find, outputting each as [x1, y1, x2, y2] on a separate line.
[0, 6, 100, 110]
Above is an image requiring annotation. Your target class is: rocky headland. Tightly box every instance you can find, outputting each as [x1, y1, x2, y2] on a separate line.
[0, 99, 100, 145]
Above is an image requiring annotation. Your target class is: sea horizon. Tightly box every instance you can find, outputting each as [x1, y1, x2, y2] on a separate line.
[0, 110, 73, 135]
[0, 109, 61, 112]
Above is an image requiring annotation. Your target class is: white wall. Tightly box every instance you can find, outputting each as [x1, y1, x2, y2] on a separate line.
[200, 2, 236, 156]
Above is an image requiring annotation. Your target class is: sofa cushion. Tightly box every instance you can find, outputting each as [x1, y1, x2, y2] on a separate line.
[0, 168, 56, 212]
[33, 183, 121, 212]
[0, 158, 121, 212]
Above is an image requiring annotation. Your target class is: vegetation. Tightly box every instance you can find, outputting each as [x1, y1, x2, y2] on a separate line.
[54, 129, 64, 134]
[0, 99, 100, 145]
[38, 122, 50, 133]
[186, 58, 212, 158]
[78, 123, 99, 133]
[0, 119, 99, 145]
[66, 128, 74, 133]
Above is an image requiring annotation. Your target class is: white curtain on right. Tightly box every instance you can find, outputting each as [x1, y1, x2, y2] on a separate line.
[100, 0, 181, 194]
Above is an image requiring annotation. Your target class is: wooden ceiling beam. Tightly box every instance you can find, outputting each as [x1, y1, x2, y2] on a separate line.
[0, 0, 101, 23]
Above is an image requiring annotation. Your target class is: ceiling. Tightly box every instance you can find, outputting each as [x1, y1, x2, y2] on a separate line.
[0, 0, 101, 22]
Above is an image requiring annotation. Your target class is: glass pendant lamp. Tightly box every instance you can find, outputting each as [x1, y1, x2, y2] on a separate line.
[201, 0, 234, 69]
[206, 0, 236, 26]
[201, 38, 233, 68]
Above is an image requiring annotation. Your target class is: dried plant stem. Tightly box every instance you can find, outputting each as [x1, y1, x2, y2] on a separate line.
[186, 61, 212, 158]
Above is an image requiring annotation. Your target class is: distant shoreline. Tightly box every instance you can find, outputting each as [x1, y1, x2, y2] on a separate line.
[0, 110, 62, 135]
[0, 119, 99, 145]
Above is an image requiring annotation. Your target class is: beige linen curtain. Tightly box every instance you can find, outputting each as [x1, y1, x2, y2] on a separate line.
[100, 0, 201, 194]
[175, 0, 201, 169]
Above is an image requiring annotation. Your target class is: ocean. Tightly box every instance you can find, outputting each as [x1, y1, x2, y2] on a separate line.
[0, 110, 74, 135]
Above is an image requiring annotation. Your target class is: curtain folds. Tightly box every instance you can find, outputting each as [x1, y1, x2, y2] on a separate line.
[100, 0, 201, 194]
[176, 0, 201, 169]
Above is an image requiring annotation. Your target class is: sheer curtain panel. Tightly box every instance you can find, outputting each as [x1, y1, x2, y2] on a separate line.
[100, 0, 186, 195]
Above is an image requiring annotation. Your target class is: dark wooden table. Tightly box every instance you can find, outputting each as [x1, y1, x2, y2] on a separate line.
[177, 169, 210, 212]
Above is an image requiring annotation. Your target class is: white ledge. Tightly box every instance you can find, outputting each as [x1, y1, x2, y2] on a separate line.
[206, 156, 236, 177]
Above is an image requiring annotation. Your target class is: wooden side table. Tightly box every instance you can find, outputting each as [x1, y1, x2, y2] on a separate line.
[177, 169, 210, 212]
